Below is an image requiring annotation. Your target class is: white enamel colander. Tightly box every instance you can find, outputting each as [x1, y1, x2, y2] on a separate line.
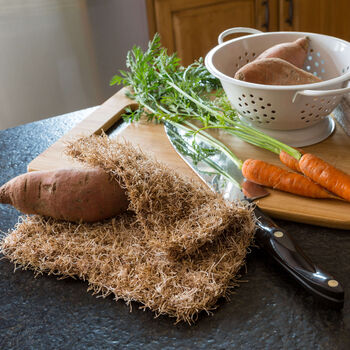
[205, 27, 350, 146]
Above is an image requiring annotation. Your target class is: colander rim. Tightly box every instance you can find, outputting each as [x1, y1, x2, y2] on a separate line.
[205, 31, 350, 90]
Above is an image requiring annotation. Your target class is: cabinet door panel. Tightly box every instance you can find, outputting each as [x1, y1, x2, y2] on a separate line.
[280, 0, 350, 42]
[173, 1, 256, 65]
[151, 0, 265, 66]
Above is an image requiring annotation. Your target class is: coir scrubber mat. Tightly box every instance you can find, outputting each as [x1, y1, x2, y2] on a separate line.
[0, 134, 255, 324]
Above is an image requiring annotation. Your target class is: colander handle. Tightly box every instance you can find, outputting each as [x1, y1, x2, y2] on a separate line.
[218, 27, 262, 44]
[293, 86, 350, 102]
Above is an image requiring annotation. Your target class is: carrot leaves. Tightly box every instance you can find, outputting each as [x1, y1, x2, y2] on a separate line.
[110, 33, 302, 163]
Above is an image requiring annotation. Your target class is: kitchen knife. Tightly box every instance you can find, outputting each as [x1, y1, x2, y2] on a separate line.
[164, 121, 344, 308]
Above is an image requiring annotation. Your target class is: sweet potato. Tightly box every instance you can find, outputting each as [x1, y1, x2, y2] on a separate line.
[0, 168, 129, 222]
[256, 37, 310, 68]
[234, 57, 321, 85]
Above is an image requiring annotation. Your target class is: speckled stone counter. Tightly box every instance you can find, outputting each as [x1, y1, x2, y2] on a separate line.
[0, 108, 349, 350]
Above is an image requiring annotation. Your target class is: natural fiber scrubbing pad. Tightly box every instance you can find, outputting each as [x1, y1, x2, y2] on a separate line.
[0, 135, 256, 324]
[65, 134, 255, 260]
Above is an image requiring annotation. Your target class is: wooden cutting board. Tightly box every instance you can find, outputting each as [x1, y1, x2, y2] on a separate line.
[28, 88, 350, 229]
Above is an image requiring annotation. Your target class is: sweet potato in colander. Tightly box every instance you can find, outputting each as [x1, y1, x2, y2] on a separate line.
[234, 57, 321, 85]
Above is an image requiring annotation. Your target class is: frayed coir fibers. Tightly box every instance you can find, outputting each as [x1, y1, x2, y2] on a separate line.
[0, 134, 256, 324]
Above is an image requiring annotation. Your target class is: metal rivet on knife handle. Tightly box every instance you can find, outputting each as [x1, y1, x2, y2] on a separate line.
[328, 280, 339, 288]
[274, 231, 284, 238]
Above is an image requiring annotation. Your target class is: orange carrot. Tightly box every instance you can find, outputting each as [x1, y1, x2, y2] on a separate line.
[279, 149, 304, 172]
[299, 153, 350, 201]
[242, 159, 336, 199]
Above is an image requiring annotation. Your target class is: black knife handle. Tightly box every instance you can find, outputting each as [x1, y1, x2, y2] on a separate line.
[251, 203, 344, 308]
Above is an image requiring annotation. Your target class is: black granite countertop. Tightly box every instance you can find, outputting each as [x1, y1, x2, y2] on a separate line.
[0, 108, 349, 350]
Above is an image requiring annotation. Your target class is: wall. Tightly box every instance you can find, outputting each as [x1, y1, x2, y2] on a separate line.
[0, 0, 149, 130]
[85, 0, 150, 101]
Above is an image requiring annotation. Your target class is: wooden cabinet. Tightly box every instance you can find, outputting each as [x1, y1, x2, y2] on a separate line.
[279, 0, 350, 42]
[146, 0, 278, 66]
[146, 0, 350, 66]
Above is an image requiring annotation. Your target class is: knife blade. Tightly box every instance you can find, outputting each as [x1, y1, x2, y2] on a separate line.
[164, 121, 344, 308]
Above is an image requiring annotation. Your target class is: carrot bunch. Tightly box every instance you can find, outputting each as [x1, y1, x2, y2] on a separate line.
[280, 150, 350, 201]
[242, 150, 350, 201]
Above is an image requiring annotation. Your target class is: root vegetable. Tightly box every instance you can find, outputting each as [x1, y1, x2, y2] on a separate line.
[234, 57, 321, 85]
[242, 159, 336, 199]
[0, 168, 129, 222]
[299, 153, 350, 201]
[279, 151, 350, 201]
[279, 149, 304, 172]
[256, 37, 310, 68]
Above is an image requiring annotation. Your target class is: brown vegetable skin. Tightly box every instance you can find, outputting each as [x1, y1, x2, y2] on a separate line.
[234, 57, 321, 85]
[0, 168, 129, 222]
[256, 37, 310, 68]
